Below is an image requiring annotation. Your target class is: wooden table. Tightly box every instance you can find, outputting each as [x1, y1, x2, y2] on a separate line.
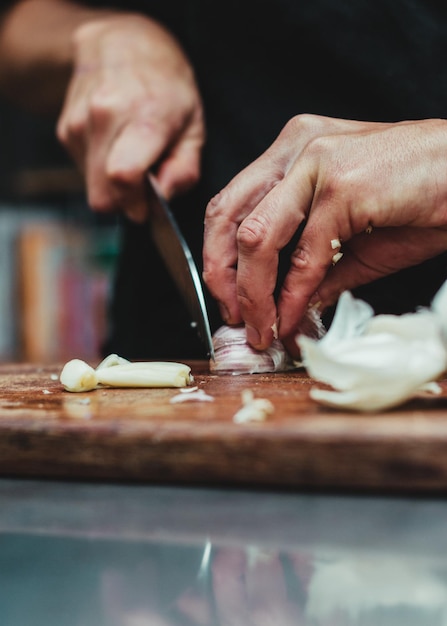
[1, 361, 447, 492]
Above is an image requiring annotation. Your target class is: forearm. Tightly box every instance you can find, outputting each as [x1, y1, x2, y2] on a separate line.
[0, 0, 112, 112]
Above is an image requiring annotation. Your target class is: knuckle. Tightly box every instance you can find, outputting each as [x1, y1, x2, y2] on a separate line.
[237, 214, 270, 251]
[303, 133, 334, 158]
[105, 161, 138, 185]
[289, 243, 312, 271]
[205, 189, 228, 219]
[282, 113, 321, 138]
[89, 87, 127, 123]
[237, 288, 256, 315]
[289, 240, 327, 274]
[57, 108, 89, 144]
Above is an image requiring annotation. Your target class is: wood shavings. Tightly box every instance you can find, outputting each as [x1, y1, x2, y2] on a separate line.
[232, 389, 275, 423]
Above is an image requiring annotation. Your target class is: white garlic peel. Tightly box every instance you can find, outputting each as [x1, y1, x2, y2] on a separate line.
[60, 355, 192, 392]
[297, 280, 447, 412]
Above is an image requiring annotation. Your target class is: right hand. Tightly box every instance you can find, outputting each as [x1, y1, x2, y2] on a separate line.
[57, 13, 205, 222]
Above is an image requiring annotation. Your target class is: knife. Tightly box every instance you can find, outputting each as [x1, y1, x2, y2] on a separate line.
[146, 173, 215, 360]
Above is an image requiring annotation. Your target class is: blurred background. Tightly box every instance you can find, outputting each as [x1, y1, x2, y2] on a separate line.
[0, 98, 119, 363]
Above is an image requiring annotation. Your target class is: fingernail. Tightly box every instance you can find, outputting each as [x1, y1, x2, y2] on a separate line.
[245, 324, 261, 348]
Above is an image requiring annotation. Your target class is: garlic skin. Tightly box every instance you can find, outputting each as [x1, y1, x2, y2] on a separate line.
[297, 282, 447, 412]
[60, 359, 98, 392]
[211, 324, 293, 374]
[211, 310, 325, 375]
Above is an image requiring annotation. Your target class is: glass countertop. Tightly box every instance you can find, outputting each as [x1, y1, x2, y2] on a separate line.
[1, 478, 446, 625]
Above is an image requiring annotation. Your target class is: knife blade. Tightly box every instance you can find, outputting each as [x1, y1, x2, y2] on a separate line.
[146, 174, 215, 360]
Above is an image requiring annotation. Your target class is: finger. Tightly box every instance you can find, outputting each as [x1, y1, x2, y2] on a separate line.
[276, 200, 345, 345]
[317, 226, 447, 308]
[235, 175, 314, 350]
[56, 76, 90, 173]
[155, 114, 204, 199]
[203, 159, 285, 325]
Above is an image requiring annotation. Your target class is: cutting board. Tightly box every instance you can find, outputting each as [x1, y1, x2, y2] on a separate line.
[1, 361, 447, 492]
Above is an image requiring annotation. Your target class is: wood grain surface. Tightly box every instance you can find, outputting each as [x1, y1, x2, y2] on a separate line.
[1, 361, 447, 492]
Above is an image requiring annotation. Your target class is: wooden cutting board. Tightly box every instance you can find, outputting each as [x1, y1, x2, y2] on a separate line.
[1, 361, 447, 492]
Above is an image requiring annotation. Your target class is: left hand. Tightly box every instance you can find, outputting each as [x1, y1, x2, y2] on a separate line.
[203, 114, 447, 357]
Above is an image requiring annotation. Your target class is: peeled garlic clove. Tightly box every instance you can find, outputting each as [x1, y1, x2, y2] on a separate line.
[96, 354, 131, 369]
[60, 359, 98, 392]
[95, 362, 192, 388]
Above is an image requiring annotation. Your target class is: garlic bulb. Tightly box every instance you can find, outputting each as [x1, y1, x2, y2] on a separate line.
[297, 281, 447, 412]
[210, 324, 293, 374]
[211, 308, 325, 375]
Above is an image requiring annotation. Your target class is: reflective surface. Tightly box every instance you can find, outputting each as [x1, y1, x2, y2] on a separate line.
[1, 479, 447, 625]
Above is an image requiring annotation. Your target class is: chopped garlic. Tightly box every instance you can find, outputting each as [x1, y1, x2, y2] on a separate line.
[60, 355, 192, 392]
[233, 389, 275, 423]
[331, 251, 343, 265]
[170, 389, 215, 403]
[331, 238, 341, 249]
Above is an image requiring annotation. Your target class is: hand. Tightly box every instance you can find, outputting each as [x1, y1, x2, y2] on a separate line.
[57, 13, 205, 222]
[203, 114, 447, 356]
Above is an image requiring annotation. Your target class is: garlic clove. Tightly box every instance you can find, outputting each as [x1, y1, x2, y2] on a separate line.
[96, 354, 131, 369]
[95, 362, 192, 388]
[60, 359, 98, 392]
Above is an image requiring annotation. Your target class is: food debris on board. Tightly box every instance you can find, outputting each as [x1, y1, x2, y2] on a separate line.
[232, 389, 275, 424]
[60, 354, 193, 392]
[297, 278, 447, 412]
[170, 388, 215, 403]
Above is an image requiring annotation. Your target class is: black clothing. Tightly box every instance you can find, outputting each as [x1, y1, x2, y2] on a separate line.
[88, 0, 447, 358]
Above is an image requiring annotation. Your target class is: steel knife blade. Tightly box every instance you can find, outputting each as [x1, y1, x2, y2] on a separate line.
[146, 174, 215, 360]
